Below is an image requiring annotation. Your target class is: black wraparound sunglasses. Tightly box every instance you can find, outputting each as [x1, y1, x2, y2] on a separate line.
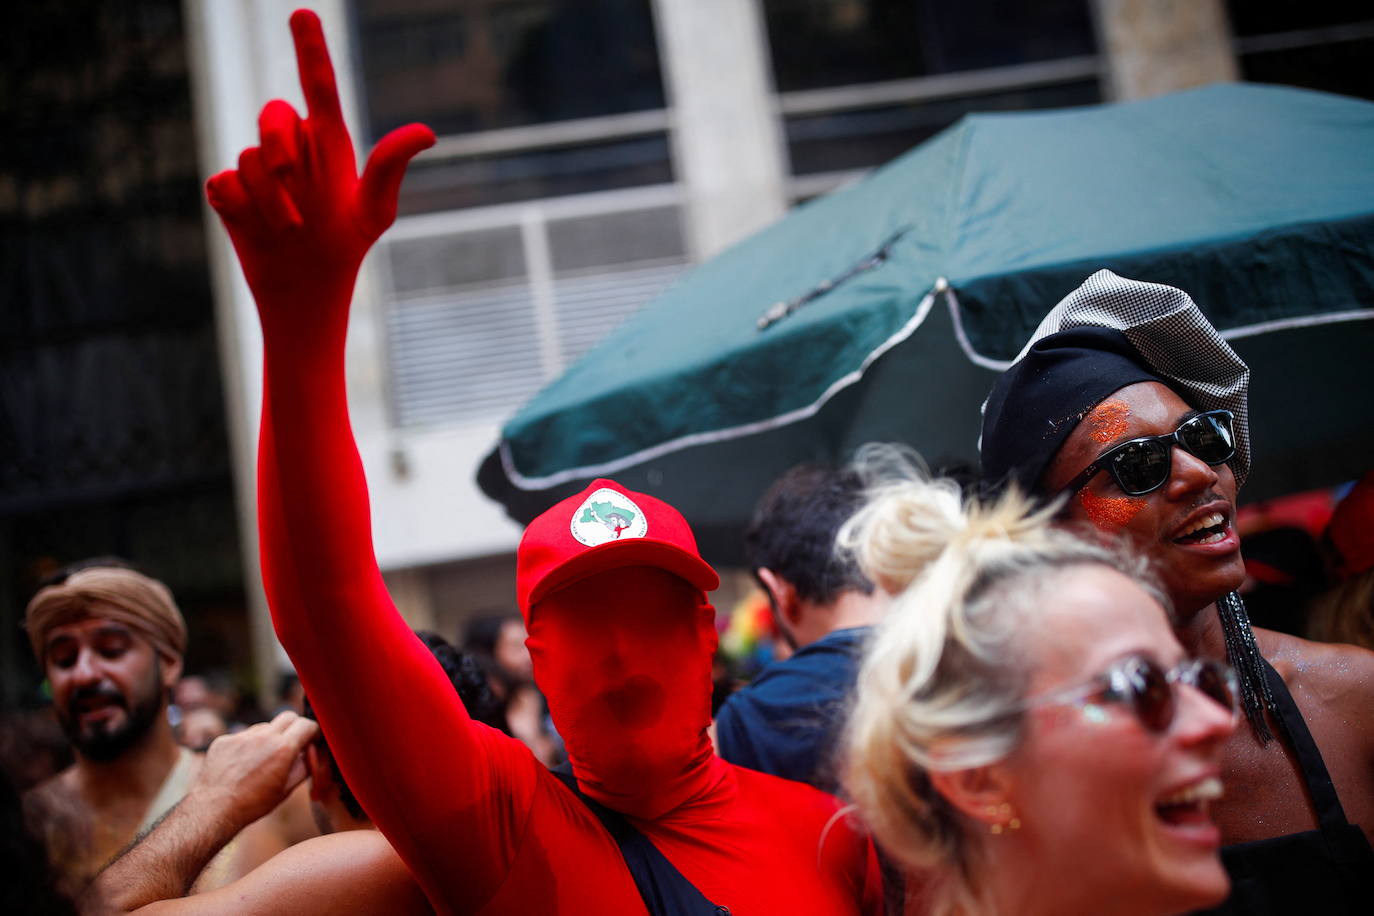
[1061, 409, 1236, 497]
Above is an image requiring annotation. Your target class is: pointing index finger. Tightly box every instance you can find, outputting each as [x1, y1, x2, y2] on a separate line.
[289, 9, 345, 130]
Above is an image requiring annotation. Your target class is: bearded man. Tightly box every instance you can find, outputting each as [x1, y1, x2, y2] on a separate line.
[24, 563, 308, 897]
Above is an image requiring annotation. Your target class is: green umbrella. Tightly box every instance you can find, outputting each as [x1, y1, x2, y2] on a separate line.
[478, 84, 1374, 563]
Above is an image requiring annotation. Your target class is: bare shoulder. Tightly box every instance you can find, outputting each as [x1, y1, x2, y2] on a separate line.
[1255, 627, 1374, 746]
[26, 764, 79, 798]
[1256, 627, 1374, 698]
[24, 765, 83, 822]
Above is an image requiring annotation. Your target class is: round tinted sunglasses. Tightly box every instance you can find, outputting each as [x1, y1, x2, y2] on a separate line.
[1023, 654, 1239, 734]
[1061, 409, 1236, 497]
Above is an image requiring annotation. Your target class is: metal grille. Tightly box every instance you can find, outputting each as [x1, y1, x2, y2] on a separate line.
[384, 205, 688, 428]
[385, 281, 544, 428]
[554, 260, 687, 368]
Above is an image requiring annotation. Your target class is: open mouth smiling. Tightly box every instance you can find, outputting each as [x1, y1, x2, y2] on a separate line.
[1173, 511, 1229, 546]
[1155, 775, 1223, 825]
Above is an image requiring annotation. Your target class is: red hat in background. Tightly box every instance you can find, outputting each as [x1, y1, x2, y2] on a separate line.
[1328, 471, 1374, 578]
[516, 478, 720, 615]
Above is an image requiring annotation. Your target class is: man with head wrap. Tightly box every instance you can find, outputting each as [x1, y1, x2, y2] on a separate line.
[23, 562, 309, 897]
[980, 269, 1374, 913]
[82, 632, 495, 916]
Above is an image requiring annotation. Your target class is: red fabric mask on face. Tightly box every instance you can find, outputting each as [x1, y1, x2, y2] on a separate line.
[528, 566, 720, 820]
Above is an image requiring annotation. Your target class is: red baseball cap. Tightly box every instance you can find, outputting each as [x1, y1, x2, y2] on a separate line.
[516, 478, 720, 615]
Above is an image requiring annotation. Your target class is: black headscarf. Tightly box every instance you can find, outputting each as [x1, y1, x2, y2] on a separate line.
[980, 325, 1167, 494]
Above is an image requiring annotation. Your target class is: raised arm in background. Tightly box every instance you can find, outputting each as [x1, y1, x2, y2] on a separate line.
[83, 713, 317, 913]
[82, 713, 429, 916]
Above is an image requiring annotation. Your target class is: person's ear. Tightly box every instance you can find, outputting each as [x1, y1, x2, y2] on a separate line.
[928, 763, 1019, 834]
[305, 743, 331, 803]
[159, 652, 183, 693]
[757, 568, 802, 629]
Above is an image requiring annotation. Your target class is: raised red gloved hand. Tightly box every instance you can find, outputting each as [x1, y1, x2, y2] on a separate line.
[205, 9, 434, 344]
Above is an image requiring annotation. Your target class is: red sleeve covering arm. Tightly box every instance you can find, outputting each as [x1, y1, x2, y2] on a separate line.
[206, 10, 537, 910]
[256, 311, 538, 911]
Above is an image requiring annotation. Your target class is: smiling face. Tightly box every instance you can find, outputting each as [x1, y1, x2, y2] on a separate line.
[526, 566, 716, 817]
[999, 565, 1233, 914]
[1042, 382, 1245, 619]
[44, 610, 178, 762]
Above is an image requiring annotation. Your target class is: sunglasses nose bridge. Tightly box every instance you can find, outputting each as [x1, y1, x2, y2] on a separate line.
[1164, 438, 1221, 498]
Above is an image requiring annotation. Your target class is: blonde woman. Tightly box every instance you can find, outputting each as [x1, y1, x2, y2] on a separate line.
[840, 451, 1237, 916]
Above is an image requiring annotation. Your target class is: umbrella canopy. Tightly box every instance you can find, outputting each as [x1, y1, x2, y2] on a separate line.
[478, 84, 1374, 564]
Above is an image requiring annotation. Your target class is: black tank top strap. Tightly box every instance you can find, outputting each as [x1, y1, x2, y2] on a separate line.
[1189, 656, 1374, 915]
[1257, 656, 1351, 834]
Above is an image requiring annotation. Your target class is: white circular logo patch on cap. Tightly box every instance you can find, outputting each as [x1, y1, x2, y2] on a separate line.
[570, 488, 649, 546]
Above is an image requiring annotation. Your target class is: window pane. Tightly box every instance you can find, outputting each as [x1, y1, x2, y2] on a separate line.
[546, 206, 684, 272]
[353, 0, 666, 140]
[396, 135, 674, 213]
[762, 0, 1096, 92]
[387, 226, 526, 295]
[1240, 36, 1374, 102]
[547, 208, 689, 368]
[1225, 2, 1372, 37]
[786, 79, 1101, 176]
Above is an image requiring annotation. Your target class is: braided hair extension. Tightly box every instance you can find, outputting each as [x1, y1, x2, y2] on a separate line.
[1217, 590, 1275, 744]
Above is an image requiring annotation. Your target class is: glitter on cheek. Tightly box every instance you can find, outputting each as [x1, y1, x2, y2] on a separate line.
[1085, 399, 1131, 444]
[1080, 487, 1146, 529]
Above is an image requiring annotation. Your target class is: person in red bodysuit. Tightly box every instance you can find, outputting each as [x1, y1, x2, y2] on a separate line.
[204, 10, 883, 915]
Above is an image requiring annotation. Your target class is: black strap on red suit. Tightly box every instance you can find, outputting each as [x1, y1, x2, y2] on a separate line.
[551, 765, 729, 916]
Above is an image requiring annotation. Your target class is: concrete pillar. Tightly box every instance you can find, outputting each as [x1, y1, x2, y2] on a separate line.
[1092, 0, 1239, 101]
[182, 0, 358, 707]
[650, 0, 789, 260]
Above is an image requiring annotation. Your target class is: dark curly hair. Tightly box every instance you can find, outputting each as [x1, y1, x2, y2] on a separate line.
[744, 464, 874, 606]
[302, 630, 500, 819]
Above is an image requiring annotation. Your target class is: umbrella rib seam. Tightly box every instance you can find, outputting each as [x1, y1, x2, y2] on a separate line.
[1218, 308, 1374, 340]
[944, 286, 1016, 371]
[499, 288, 943, 490]
[500, 305, 1374, 490]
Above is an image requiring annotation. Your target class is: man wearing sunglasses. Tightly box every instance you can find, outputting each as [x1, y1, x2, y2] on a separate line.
[979, 269, 1374, 914]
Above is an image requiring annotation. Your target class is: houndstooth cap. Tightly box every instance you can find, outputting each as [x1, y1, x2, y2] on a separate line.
[985, 269, 1251, 490]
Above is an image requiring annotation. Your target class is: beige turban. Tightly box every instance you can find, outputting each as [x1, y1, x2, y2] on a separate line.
[25, 567, 187, 665]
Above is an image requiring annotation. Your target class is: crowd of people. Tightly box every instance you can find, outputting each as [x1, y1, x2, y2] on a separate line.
[7, 9, 1374, 915]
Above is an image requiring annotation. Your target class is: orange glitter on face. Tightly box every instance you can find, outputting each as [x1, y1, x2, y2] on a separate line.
[1079, 487, 1145, 529]
[1084, 399, 1130, 444]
